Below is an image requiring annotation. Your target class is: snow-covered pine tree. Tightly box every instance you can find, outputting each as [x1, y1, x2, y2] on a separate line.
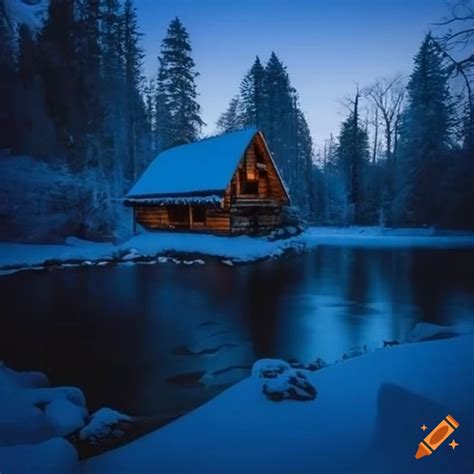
[101, 0, 127, 194]
[155, 17, 204, 149]
[394, 33, 453, 226]
[238, 56, 266, 128]
[262, 53, 293, 166]
[122, 0, 149, 181]
[216, 96, 241, 133]
[154, 57, 173, 152]
[295, 107, 315, 217]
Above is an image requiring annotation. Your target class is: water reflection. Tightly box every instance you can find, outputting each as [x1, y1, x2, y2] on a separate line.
[0, 247, 473, 417]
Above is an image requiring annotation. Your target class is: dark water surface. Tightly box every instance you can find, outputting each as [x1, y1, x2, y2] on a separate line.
[1, 247, 474, 417]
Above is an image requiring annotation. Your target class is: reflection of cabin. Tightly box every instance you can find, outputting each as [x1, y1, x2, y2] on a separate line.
[124, 128, 290, 234]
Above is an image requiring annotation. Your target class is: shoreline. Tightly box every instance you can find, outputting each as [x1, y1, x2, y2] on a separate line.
[1, 226, 474, 277]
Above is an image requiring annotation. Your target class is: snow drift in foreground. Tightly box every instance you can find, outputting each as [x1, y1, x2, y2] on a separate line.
[1, 226, 474, 274]
[84, 333, 473, 474]
[1, 328, 472, 473]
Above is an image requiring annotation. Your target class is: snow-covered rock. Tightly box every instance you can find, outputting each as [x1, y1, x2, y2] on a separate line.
[79, 408, 132, 442]
[289, 357, 327, 371]
[262, 369, 317, 402]
[251, 359, 291, 378]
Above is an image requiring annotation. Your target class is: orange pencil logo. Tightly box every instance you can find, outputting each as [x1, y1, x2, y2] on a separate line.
[415, 414, 460, 459]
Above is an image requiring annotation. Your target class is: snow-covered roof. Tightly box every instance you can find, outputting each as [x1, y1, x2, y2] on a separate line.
[126, 128, 258, 200]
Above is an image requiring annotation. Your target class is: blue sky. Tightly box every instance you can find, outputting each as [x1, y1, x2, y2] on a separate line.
[135, 0, 451, 144]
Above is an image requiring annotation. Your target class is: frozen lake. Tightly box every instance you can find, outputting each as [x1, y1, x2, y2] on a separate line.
[1, 246, 474, 418]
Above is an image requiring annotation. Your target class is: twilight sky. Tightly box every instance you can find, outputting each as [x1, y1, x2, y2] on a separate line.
[135, 0, 450, 145]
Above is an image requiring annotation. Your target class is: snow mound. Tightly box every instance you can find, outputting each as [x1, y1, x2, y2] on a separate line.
[0, 437, 80, 474]
[0, 366, 87, 445]
[79, 408, 132, 441]
[406, 322, 464, 342]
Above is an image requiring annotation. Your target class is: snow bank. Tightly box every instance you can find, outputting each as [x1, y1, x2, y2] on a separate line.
[304, 226, 474, 249]
[1, 226, 474, 274]
[0, 365, 87, 444]
[0, 365, 84, 473]
[83, 334, 474, 474]
[0, 438, 81, 474]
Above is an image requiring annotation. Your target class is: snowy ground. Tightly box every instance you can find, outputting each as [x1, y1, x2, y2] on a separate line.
[1, 324, 471, 473]
[82, 328, 473, 474]
[1, 226, 474, 276]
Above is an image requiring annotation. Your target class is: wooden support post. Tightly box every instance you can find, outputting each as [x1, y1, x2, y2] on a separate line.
[132, 208, 137, 234]
[189, 205, 193, 230]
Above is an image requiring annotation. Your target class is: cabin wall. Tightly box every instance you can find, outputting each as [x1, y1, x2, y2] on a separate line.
[223, 134, 288, 209]
[230, 206, 283, 234]
[134, 205, 230, 233]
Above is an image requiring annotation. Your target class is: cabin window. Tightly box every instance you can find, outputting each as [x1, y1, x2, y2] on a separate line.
[239, 169, 259, 195]
[168, 206, 188, 224]
[192, 206, 206, 224]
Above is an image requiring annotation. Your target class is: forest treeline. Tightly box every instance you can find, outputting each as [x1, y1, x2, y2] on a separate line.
[0, 0, 473, 242]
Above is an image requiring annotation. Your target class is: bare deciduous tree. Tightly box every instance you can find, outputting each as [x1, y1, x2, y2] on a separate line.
[434, 0, 474, 148]
[365, 75, 406, 162]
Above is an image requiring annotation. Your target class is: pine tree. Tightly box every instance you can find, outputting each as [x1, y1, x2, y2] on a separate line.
[216, 52, 315, 215]
[336, 91, 369, 225]
[0, 12, 16, 148]
[394, 33, 453, 226]
[238, 56, 265, 128]
[216, 95, 241, 133]
[16, 25, 56, 157]
[155, 17, 204, 149]
[35, 0, 79, 161]
[154, 57, 173, 152]
[123, 0, 147, 181]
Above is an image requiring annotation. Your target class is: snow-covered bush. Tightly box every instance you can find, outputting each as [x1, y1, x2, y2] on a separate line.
[0, 155, 121, 242]
[281, 205, 306, 229]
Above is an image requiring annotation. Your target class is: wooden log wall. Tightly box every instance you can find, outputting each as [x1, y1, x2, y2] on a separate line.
[230, 205, 283, 234]
[135, 206, 169, 229]
[223, 135, 289, 209]
[135, 205, 231, 233]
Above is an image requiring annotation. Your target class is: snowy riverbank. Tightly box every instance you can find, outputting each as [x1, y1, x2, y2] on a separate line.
[1, 226, 474, 275]
[82, 330, 473, 474]
[1, 324, 472, 473]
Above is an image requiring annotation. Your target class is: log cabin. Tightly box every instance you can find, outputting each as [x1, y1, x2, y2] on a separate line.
[124, 128, 290, 234]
